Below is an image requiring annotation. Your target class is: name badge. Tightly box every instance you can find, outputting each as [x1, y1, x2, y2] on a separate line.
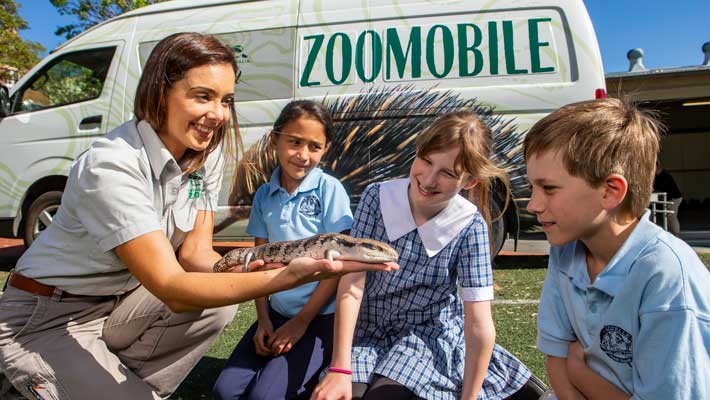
[188, 172, 203, 199]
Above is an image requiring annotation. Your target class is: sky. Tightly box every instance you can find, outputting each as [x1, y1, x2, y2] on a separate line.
[15, 0, 710, 74]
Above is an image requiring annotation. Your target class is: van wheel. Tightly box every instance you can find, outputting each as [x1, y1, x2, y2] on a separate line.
[22, 191, 63, 247]
[490, 199, 507, 257]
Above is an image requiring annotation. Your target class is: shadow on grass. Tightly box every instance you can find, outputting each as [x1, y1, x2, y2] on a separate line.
[171, 356, 226, 399]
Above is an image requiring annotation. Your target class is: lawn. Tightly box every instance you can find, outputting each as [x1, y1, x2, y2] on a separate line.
[0, 252, 708, 399]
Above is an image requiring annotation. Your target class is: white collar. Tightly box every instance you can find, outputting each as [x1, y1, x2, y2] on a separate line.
[379, 178, 478, 257]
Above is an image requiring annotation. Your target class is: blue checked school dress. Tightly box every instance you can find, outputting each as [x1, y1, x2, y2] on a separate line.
[350, 180, 531, 400]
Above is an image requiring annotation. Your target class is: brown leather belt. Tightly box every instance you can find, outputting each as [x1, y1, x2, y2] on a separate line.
[8, 272, 96, 299]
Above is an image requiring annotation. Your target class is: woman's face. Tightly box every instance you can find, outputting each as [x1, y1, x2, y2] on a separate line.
[159, 63, 235, 161]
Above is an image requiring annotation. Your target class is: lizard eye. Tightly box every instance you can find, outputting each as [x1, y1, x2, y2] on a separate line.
[361, 243, 379, 251]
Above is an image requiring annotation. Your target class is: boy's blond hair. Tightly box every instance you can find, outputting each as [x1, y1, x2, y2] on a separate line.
[523, 98, 662, 217]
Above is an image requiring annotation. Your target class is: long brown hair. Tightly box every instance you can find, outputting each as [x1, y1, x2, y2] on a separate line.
[134, 32, 242, 175]
[416, 111, 511, 228]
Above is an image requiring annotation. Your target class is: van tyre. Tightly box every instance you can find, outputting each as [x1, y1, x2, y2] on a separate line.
[489, 199, 507, 257]
[23, 191, 63, 247]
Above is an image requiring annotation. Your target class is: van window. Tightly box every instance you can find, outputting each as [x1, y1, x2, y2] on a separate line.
[138, 27, 295, 102]
[12, 47, 116, 114]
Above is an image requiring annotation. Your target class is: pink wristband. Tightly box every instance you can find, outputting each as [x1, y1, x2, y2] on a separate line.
[328, 367, 352, 375]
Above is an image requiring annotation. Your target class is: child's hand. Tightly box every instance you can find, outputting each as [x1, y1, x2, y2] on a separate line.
[268, 316, 308, 355]
[285, 257, 399, 282]
[566, 341, 586, 369]
[310, 371, 352, 400]
[253, 319, 274, 356]
[568, 341, 585, 361]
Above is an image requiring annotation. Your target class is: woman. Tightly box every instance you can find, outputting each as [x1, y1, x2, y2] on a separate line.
[0, 32, 395, 400]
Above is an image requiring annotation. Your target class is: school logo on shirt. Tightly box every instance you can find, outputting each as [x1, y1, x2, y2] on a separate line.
[600, 325, 633, 367]
[299, 195, 321, 217]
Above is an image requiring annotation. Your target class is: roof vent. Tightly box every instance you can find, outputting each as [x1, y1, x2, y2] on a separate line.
[703, 42, 710, 66]
[627, 48, 646, 72]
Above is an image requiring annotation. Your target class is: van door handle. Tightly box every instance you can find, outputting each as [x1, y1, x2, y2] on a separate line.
[79, 115, 102, 130]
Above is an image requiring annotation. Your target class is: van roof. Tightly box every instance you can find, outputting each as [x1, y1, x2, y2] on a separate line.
[55, 0, 248, 52]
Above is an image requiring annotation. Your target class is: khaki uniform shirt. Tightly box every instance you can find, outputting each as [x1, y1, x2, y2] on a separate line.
[15, 119, 225, 295]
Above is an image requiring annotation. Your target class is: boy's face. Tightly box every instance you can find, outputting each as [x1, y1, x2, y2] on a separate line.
[526, 150, 606, 246]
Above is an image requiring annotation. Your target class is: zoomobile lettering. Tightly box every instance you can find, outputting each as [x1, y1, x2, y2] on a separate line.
[300, 18, 555, 87]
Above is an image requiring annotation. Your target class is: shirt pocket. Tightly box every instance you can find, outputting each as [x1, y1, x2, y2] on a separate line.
[172, 184, 199, 234]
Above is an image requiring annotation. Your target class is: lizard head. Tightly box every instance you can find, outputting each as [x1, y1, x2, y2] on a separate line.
[348, 237, 399, 263]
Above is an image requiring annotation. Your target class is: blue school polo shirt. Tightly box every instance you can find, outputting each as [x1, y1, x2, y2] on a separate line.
[247, 167, 353, 317]
[536, 211, 710, 399]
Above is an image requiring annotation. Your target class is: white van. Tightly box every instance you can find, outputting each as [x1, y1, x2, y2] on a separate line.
[0, 0, 605, 254]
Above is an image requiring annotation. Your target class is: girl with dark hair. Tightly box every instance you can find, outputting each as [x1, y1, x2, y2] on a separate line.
[214, 100, 350, 400]
[0, 34, 395, 400]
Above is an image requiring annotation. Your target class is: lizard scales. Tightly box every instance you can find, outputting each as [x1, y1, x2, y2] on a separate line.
[213, 233, 398, 273]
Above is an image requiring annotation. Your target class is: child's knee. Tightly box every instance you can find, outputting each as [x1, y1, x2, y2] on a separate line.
[212, 377, 237, 400]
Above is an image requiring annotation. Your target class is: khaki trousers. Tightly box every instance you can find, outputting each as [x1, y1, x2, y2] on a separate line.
[0, 285, 236, 399]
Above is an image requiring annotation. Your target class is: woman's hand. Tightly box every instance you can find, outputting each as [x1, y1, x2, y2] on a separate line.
[253, 319, 274, 356]
[268, 316, 308, 355]
[284, 257, 399, 282]
[242, 259, 286, 272]
[311, 372, 352, 400]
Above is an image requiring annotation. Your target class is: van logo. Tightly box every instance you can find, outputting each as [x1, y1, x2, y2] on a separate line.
[233, 45, 250, 65]
[300, 18, 555, 87]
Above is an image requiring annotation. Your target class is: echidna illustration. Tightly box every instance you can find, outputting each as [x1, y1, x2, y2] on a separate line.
[220, 85, 529, 235]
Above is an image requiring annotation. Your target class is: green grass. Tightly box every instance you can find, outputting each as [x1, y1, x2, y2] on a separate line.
[699, 253, 710, 267]
[493, 268, 546, 300]
[491, 268, 547, 383]
[493, 303, 546, 383]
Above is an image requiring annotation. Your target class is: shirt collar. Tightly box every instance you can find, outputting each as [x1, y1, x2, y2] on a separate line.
[564, 210, 660, 297]
[267, 167, 323, 196]
[136, 119, 179, 180]
[379, 178, 478, 257]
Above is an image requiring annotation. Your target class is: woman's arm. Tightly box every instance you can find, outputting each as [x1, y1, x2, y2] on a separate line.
[310, 271, 367, 400]
[115, 231, 395, 313]
[461, 300, 496, 400]
[177, 210, 222, 272]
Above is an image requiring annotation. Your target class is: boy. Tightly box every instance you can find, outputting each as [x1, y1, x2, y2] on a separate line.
[524, 98, 710, 399]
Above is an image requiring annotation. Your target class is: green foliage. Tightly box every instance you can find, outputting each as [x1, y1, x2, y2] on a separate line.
[0, 0, 45, 78]
[51, 0, 170, 39]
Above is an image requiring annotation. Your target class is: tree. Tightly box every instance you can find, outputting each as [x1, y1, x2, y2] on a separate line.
[51, 0, 169, 39]
[0, 0, 45, 82]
